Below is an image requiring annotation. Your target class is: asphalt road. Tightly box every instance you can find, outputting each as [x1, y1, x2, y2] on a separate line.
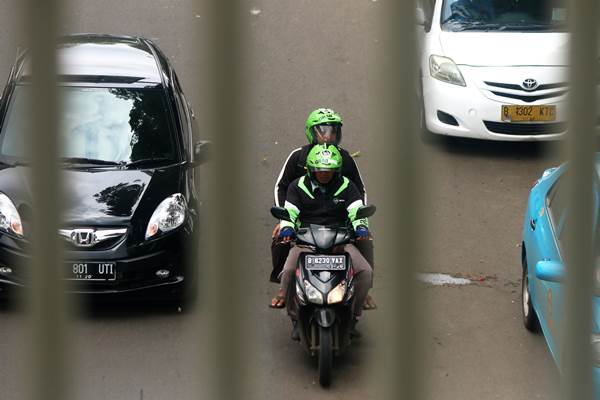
[0, 1, 569, 399]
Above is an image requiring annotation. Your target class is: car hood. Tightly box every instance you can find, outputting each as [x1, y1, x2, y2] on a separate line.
[0, 164, 184, 230]
[439, 32, 569, 67]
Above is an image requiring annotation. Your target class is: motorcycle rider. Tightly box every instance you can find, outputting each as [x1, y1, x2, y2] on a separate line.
[270, 108, 376, 309]
[277, 144, 373, 337]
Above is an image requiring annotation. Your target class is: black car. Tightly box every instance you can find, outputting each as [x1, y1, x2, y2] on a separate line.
[0, 34, 208, 300]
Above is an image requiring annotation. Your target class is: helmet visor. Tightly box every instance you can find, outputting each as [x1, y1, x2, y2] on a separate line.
[312, 124, 341, 145]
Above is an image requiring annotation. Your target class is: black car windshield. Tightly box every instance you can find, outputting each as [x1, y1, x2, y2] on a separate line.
[441, 0, 568, 32]
[0, 86, 178, 165]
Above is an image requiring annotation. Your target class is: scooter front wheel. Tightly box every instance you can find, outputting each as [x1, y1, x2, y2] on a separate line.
[318, 326, 333, 387]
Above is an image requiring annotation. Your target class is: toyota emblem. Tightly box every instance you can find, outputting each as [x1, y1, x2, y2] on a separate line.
[522, 78, 539, 91]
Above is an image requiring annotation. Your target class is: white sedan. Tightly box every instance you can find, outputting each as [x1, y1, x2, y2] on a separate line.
[418, 0, 596, 141]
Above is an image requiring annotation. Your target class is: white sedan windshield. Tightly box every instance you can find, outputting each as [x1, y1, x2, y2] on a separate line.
[441, 0, 568, 32]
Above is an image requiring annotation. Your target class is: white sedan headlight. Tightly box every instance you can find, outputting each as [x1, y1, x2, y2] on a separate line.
[0, 193, 22, 237]
[429, 55, 466, 87]
[145, 193, 186, 240]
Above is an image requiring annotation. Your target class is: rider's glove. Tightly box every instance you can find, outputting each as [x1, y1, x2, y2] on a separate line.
[278, 226, 296, 241]
[355, 225, 369, 239]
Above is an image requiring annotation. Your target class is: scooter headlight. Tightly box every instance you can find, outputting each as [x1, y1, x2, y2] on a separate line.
[304, 280, 323, 304]
[327, 281, 346, 304]
[296, 281, 306, 305]
[145, 193, 186, 240]
[0, 193, 23, 237]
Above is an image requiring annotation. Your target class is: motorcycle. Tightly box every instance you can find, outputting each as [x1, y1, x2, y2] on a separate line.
[270, 204, 376, 387]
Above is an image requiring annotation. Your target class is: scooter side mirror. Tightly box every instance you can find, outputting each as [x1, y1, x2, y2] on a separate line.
[271, 206, 291, 222]
[355, 205, 376, 219]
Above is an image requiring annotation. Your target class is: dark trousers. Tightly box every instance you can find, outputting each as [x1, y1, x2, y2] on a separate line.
[270, 236, 375, 284]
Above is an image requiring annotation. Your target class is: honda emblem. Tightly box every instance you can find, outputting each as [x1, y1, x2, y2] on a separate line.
[71, 229, 96, 247]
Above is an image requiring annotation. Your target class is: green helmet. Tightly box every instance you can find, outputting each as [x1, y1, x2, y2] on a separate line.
[306, 144, 343, 175]
[305, 108, 343, 145]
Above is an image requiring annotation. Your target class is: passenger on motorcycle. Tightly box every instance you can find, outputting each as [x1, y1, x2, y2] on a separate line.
[277, 144, 373, 332]
[270, 108, 375, 309]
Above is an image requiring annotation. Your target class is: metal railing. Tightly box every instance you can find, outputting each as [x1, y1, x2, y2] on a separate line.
[370, 0, 426, 399]
[23, 1, 69, 400]
[13, 0, 600, 399]
[562, 0, 598, 399]
[193, 1, 255, 399]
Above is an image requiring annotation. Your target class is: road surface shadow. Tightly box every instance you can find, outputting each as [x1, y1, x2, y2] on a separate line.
[423, 133, 563, 161]
[74, 297, 195, 320]
[277, 328, 374, 390]
[0, 297, 19, 313]
[0, 295, 194, 319]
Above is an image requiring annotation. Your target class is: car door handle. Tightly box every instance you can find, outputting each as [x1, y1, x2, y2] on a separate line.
[530, 218, 537, 230]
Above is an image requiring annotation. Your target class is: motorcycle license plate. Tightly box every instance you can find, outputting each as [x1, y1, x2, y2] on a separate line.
[305, 255, 346, 271]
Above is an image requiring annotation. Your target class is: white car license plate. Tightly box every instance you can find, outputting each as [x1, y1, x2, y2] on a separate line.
[501, 105, 557, 122]
[66, 262, 116, 281]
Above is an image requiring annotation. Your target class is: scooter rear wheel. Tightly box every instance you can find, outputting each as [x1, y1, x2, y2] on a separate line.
[318, 326, 333, 387]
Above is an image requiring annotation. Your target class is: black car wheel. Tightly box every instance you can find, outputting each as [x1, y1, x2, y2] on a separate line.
[522, 260, 539, 332]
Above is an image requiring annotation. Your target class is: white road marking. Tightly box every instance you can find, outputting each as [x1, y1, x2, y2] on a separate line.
[417, 273, 471, 286]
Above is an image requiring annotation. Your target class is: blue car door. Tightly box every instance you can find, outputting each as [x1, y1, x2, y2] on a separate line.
[528, 176, 565, 361]
[535, 176, 600, 366]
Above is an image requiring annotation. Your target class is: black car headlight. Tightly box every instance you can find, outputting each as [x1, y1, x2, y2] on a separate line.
[0, 193, 23, 237]
[145, 193, 186, 240]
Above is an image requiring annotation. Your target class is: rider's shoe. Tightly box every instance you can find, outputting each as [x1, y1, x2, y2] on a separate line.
[291, 320, 301, 341]
[350, 318, 362, 339]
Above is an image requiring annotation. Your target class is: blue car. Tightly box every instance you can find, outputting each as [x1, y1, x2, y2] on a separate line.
[522, 156, 600, 396]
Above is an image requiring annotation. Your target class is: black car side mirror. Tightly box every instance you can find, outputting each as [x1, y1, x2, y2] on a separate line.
[355, 205, 376, 219]
[193, 140, 212, 166]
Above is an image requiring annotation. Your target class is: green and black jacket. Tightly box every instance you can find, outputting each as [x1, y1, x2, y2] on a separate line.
[274, 144, 366, 207]
[281, 175, 368, 231]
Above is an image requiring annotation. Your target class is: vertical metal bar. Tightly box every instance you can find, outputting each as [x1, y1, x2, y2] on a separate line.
[22, 1, 68, 400]
[194, 1, 253, 399]
[562, 0, 598, 398]
[371, 0, 425, 399]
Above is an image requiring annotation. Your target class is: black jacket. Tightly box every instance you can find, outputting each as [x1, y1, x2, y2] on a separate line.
[274, 144, 366, 206]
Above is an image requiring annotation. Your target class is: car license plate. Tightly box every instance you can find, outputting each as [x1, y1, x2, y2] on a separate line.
[66, 262, 116, 281]
[501, 105, 556, 122]
[305, 255, 346, 271]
